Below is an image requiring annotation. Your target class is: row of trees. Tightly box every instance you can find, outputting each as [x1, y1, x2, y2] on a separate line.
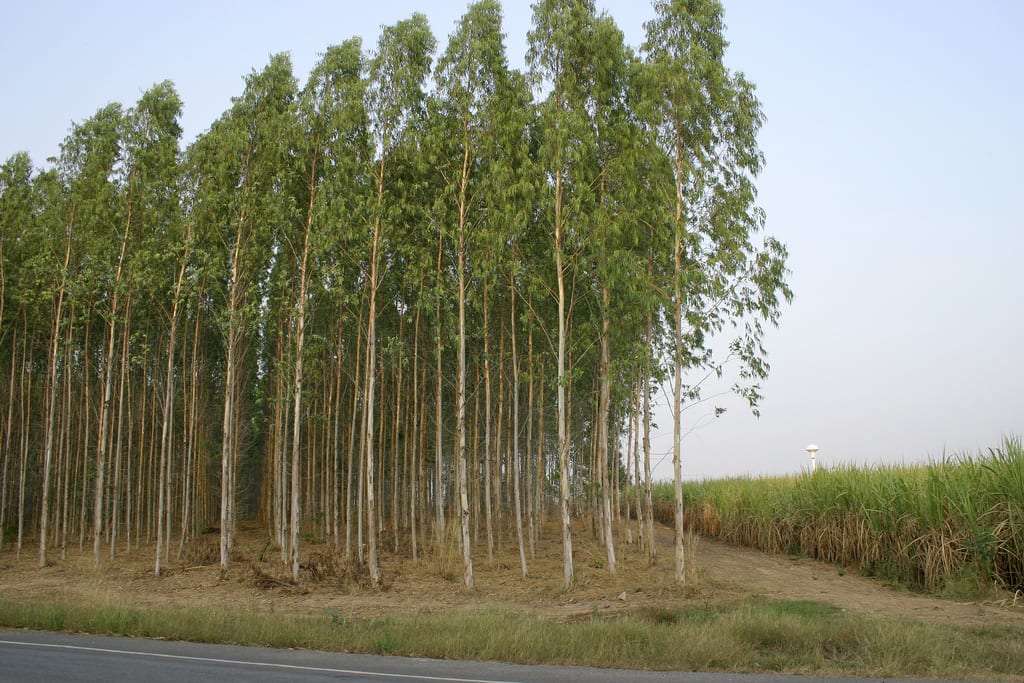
[0, 0, 789, 589]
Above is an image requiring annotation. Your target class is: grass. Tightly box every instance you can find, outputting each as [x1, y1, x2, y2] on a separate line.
[1, 592, 1023, 680]
[655, 436, 1024, 596]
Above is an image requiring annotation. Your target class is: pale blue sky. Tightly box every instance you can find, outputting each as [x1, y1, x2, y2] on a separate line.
[2, 1, 1021, 479]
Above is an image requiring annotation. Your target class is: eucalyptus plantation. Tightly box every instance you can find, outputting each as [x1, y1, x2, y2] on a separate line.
[0, 1, 789, 592]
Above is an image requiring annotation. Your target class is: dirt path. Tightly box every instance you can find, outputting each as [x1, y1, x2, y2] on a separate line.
[2, 522, 1022, 628]
[693, 536, 1024, 626]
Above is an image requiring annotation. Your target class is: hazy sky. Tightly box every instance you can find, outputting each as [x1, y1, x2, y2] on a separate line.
[2, 1, 1020, 480]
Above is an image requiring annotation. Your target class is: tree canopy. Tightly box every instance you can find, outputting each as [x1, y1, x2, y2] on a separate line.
[0, 0, 789, 585]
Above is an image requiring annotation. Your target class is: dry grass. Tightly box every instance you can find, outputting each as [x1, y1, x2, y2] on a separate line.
[3, 512, 1024, 680]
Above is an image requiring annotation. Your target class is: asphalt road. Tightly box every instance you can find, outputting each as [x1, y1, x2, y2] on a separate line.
[0, 630, 973, 683]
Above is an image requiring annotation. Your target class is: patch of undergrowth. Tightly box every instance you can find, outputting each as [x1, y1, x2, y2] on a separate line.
[1, 592, 1022, 681]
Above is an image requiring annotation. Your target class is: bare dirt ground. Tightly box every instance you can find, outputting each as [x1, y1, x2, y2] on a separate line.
[2, 520, 1023, 629]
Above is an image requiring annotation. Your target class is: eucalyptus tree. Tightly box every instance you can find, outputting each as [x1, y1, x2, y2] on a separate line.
[0, 155, 35, 554]
[643, 0, 791, 583]
[47, 103, 125, 568]
[0, 154, 35, 361]
[431, 0, 522, 588]
[0, 153, 54, 561]
[364, 14, 435, 586]
[496, 70, 540, 579]
[594, 39, 674, 569]
[36, 169, 72, 569]
[285, 39, 366, 581]
[528, 0, 603, 588]
[0, 155, 30, 534]
[319, 42, 370, 559]
[582, 12, 649, 576]
[114, 81, 187, 577]
[191, 54, 297, 576]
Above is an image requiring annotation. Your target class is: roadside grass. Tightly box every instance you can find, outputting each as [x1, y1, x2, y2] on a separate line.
[2, 592, 1023, 681]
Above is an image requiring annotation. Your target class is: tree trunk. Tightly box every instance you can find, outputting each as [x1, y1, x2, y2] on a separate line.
[410, 296, 421, 561]
[455, 136, 474, 590]
[16, 330, 31, 559]
[643, 316, 656, 566]
[598, 284, 616, 574]
[364, 158, 385, 587]
[525, 328, 536, 558]
[38, 225, 73, 567]
[177, 307, 203, 559]
[290, 157, 317, 583]
[482, 280, 494, 565]
[110, 301, 132, 559]
[555, 170, 573, 589]
[672, 128, 686, 584]
[0, 328, 18, 554]
[510, 280, 527, 578]
[219, 218, 245, 578]
[94, 213, 132, 569]
[433, 226, 446, 568]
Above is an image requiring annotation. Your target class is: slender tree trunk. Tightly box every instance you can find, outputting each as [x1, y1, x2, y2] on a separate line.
[535, 360, 546, 531]
[39, 225, 73, 567]
[331, 318, 345, 552]
[0, 330, 18, 554]
[511, 281, 527, 578]
[178, 308, 202, 558]
[482, 280, 494, 564]
[110, 301, 132, 559]
[417, 325, 429, 555]
[433, 227, 446, 568]
[672, 128, 686, 583]
[598, 284, 616, 574]
[273, 322, 290, 560]
[494, 332, 505, 537]
[554, 170, 573, 589]
[157, 223, 192, 574]
[455, 141, 473, 588]
[94, 213, 132, 569]
[344, 314, 362, 561]
[409, 285, 422, 561]
[364, 158, 385, 587]
[59, 311, 75, 559]
[16, 329, 31, 559]
[526, 328, 536, 558]
[391, 317, 403, 555]
[626, 378, 634, 548]
[220, 221, 245, 578]
[78, 319, 91, 552]
[290, 158, 317, 583]
[471, 368, 481, 546]
[643, 316, 656, 565]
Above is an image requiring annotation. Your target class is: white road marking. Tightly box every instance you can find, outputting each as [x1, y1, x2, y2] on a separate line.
[0, 639, 525, 683]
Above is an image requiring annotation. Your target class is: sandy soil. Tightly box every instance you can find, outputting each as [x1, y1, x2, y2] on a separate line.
[2, 520, 1022, 629]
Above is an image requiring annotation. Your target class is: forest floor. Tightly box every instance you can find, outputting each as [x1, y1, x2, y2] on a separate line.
[2, 519, 1023, 629]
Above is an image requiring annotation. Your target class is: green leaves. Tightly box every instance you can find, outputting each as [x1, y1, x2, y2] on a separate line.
[367, 14, 436, 156]
[641, 0, 790, 415]
[0, 5, 791, 576]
